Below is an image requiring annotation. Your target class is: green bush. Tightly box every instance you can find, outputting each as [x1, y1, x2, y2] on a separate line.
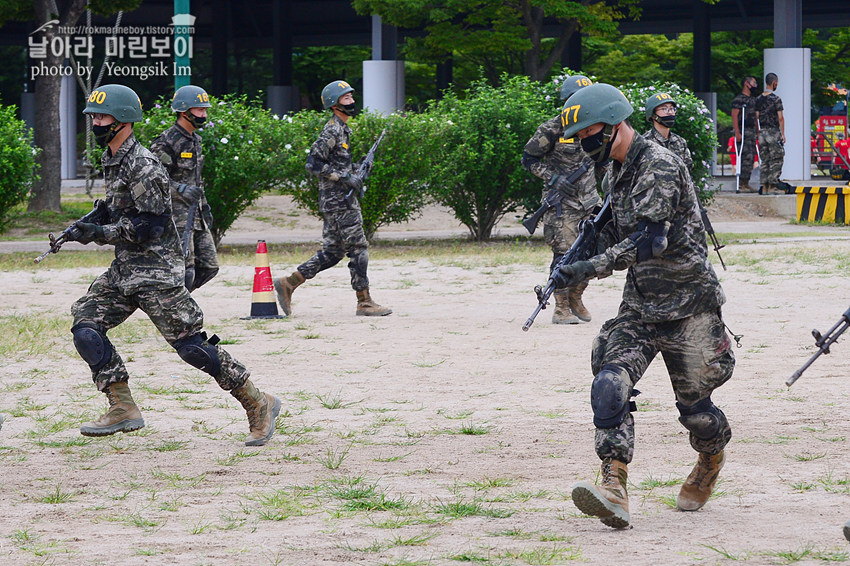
[0, 105, 39, 229]
[134, 95, 291, 243]
[279, 109, 436, 240]
[425, 75, 553, 240]
[617, 82, 718, 203]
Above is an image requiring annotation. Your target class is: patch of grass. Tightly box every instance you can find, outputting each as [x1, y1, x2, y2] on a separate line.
[217, 449, 260, 466]
[431, 497, 513, 519]
[316, 390, 358, 410]
[324, 475, 411, 512]
[497, 544, 583, 564]
[316, 443, 353, 470]
[636, 473, 683, 490]
[458, 422, 492, 436]
[464, 477, 515, 490]
[250, 488, 308, 521]
[150, 440, 189, 452]
[39, 483, 77, 504]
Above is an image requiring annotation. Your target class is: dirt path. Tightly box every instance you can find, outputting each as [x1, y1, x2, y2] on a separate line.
[1, 233, 850, 564]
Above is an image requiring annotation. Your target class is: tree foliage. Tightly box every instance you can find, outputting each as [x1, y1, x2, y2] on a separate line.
[0, 104, 39, 229]
[352, 0, 640, 84]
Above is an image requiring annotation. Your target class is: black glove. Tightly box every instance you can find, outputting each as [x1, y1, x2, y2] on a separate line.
[178, 183, 204, 205]
[548, 173, 574, 194]
[72, 221, 104, 245]
[342, 172, 363, 192]
[201, 203, 213, 227]
[355, 158, 373, 176]
[551, 260, 596, 289]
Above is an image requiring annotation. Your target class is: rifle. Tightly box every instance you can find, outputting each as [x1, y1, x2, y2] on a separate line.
[698, 205, 726, 270]
[33, 199, 109, 264]
[786, 306, 850, 387]
[522, 195, 612, 331]
[181, 203, 197, 259]
[345, 128, 386, 202]
[523, 161, 592, 235]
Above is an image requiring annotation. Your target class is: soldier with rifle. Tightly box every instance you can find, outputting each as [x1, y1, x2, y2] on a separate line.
[150, 85, 219, 292]
[553, 83, 736, 529]
[521, 75, 600, 324]
[64, 84, 280, 445]
[274, 80, 391, 317]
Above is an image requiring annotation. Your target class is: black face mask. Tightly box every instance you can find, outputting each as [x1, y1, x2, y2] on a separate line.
[656, 115, 676, 129]
[580, 125, 618, 164]
[184, 112, 206, 128]
[338, 103, 357, 116]
[92, 122, 123, 147]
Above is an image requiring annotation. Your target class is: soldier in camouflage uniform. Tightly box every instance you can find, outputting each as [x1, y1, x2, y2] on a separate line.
[731, 77, 759, 193]
[755, 73, 786, 195]
[643, 92, 693, 174]
[553, 84, 735, 528]
[150, 85, 219, 291]
[274, 80, 391, 317]
[522, 75, 600, 324]
[69, 84, 280, 446]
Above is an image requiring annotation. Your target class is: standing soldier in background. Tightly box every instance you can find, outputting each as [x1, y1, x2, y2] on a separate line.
[554, 84, 735, 529]
[275, 80, 391, 317]
[70, 84, 280, 446]
[150, 85, 219, 292]
[731, 77, 759, 193]
[755, 73, 786, 195]
[521, 75, 600, 324]
[643, 92, 693, 174]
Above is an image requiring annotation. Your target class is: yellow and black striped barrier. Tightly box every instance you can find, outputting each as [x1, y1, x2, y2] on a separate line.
[795, 186, 850, 224]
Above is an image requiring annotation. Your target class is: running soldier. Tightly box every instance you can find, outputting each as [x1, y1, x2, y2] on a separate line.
[731, 77, 759, 193]
[70, 84, 280, 445]
[274, 80, 391, 317]
[755, 73, 786, 195]
[521, 75, 599, 324]
[150, 85, 219, 291]
[554, 83, 735, 528]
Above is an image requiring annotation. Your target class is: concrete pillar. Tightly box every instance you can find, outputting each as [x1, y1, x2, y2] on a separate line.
[363, 15, 404, 114]
[268, 0, 296, 114]
[173, 0, 192, 89]
[60, 68, 76, 179]
[764, 48, 810, 181]
[774, 0, 802, 48]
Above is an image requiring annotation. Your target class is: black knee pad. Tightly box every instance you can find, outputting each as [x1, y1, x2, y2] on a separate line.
[677, 397, 727, 440]
[174, 332, 222, 378]
[71, 322, 113, 372]
[192, 267, 219, 290]
[348, 249, 369, 279]
[591, 364, 633, 428]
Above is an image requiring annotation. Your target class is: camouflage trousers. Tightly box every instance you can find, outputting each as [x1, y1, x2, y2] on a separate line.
[590, 304, 735, 462]
[298, 208, 369, 291]
[71, 272, 249, 392]
[737, 127, 758, 184]
[758, 128, 785, 186]
[543, 206, 592, 272]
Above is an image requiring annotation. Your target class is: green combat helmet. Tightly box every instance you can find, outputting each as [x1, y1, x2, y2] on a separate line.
[172, 85, 212, 112]
[645, 92, 677, 122]
[560, 83, 634, 140]
[560, 75, 592, 101]
[82, 84, 143, 122]
[321, 80, 354, 109]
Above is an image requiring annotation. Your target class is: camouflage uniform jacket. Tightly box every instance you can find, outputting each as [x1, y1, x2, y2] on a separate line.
[755, 92, 783, 131]
[522, 115, 600, 213]
[731, 93, 757, 131]
[150, 122, 206, 231]
[643, 127, 693, 174]
[306, 114, 358, 213]
[588, 134, 725, 323]
[95, 133, 184, 293]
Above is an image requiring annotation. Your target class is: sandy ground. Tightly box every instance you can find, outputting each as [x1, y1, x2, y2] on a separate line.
[2, 211, 850, 565]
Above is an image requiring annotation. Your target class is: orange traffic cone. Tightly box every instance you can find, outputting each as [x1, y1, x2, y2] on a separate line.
[242, 240, 285, 319]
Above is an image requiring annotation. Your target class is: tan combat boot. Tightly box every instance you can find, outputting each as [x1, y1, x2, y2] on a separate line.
[572, 459, 630, 528]
[273, 270, 305, 316]
[80, 382, 145, 437]
[844, 520, 850, 542]
[738, 182, 757, 193]
[355, 288, 392, 316]
[677, 450, 725, 511]
[230, 379, 281, 446]
[568, 281, 592, 322]
[552, 290, 580, 324]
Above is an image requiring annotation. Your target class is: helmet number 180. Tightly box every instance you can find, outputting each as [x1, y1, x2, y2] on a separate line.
[88, 90, 107, 104]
